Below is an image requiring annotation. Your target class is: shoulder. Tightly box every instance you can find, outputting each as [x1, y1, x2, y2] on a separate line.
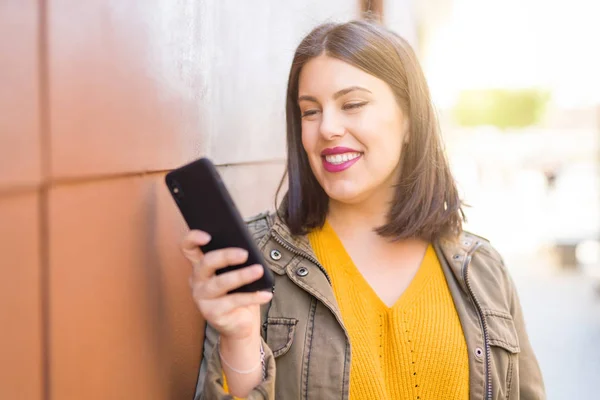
[244, 210, 276, 243]
[448, 230, 512, 290]
[441, 230, 507, 281]
[459, 230, 518, 306]
[462, 231, 505, 268]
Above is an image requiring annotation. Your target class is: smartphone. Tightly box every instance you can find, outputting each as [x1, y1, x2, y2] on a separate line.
[165, 157, 274, 293]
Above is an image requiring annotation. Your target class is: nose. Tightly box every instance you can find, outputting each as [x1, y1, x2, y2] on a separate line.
[319, 108, 345, 140]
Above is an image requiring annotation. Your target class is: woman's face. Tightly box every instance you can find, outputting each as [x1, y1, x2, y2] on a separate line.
[298, 55, 409, 206]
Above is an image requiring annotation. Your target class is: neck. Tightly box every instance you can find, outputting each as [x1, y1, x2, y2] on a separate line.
[326, 190, 393, 236]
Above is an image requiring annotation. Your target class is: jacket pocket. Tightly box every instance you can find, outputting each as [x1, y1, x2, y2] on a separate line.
[265, 317, 298, 358]
[485, 310, 520, 353]
[484, 310, 520, 399]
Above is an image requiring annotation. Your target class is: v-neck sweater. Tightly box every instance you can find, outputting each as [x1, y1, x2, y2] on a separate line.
[307, 221, 469, 400]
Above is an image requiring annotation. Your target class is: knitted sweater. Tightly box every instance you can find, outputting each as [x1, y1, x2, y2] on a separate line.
[308, 221, 469, 399]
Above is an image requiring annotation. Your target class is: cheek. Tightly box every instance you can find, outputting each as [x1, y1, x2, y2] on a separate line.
[365, 117, 404, 166]
[366, 118, 400, 148]
[300, 131, 309, 153]
[381, 111, 405, 150]
[301, 124, 318, 154]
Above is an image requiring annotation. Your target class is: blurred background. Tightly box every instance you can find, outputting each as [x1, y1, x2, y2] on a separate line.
[1, 0, 598, 398]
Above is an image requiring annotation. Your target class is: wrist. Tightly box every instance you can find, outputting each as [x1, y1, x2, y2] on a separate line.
[220, 332, 261, 353]
[219, 333, 263, 373]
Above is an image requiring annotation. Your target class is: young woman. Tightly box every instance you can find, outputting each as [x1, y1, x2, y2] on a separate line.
[183, 20, 545, 400]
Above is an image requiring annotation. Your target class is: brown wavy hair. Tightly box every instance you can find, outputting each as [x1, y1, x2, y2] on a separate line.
[276, 20, 465, 242]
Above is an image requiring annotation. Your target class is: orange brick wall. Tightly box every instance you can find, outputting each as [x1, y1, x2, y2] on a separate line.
[1, 1, 44, 399]
[1, 1, 205, 398]
[0, 1, 359, 399]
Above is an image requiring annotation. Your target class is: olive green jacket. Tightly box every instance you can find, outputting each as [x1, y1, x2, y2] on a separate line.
[195, 212, 545, 400]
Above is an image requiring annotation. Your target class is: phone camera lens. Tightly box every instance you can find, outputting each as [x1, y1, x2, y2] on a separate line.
[169, 180, 184, 201]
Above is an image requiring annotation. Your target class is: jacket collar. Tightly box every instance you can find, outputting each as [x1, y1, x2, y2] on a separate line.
[270, 215, 316, 258]
[434, 234, 485, 294]
[266, 208, 484, 296]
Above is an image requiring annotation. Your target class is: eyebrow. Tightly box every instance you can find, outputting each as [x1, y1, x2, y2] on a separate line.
[298, 86, 372, 102]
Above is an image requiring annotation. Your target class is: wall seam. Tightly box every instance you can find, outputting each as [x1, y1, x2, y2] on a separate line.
[0, 158, 287, 192]
[37, 0, 51, 399]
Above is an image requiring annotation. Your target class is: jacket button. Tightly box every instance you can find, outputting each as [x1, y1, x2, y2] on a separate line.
[475, 347, 484, 358]
[270, 249, 282, 261]
[453, 254, 461, 260]
[296, 267, 309, 277]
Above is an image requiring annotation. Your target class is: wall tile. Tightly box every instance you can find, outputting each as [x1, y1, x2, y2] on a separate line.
[217, 161, 287, 218]
[201, 1, 358, 164]
[385, 0, 418, 47]
[0, 192, 42, 400]
[0, 1, 41, 189]
[49, 175, 202, 399]
[49, 1, 208, 178]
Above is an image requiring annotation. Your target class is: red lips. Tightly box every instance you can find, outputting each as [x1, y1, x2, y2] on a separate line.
[320, 147, 363, 173]
[321, 146, 361, 156]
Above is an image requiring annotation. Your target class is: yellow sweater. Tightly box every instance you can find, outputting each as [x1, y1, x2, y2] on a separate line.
[308, 221, 469, 400]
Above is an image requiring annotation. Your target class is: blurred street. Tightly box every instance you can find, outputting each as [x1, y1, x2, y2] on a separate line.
[509, 259, 600, 399]
[449, 125, 600, 399]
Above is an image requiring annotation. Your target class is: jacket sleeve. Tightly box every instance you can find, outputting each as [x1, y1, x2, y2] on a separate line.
[194, 212, 276, 399]
[507, 272, 546, 399]
[196, 322, 276, 400]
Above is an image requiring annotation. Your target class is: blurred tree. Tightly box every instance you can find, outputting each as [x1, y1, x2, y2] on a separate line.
[453, 89, 550, 129]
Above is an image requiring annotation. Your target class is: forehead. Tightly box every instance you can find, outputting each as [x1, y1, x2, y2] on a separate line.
[298, 55, 383, 95]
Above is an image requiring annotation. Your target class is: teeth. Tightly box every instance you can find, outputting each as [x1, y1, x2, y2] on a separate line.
[325, 152, 361, 165]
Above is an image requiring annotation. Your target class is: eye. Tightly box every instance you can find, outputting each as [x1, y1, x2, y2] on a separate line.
[301, 109, 320, 119]
[343, 101, 368, 111]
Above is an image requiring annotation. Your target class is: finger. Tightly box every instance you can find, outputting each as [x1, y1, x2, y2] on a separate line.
[181, 230, 211, 264]
[197, 264, 265, 299]
[194, 247, 249, 280]
[201, 291, 273, 322]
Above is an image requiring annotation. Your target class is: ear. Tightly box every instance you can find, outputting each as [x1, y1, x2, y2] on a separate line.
[403, 118, 410, 144]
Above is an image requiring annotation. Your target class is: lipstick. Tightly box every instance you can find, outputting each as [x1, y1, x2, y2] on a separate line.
[321, 146, 363, 173]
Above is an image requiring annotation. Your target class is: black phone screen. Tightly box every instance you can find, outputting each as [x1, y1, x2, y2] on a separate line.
[165, 157, 274, 293]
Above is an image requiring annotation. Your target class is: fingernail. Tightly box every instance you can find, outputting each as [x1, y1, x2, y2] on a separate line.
[197, 231, 211, 242]
[202, 232, 212, 241]
[237, 249, 248, 258]
[258, 291, 273, 299]
[252, 265, 263, 274]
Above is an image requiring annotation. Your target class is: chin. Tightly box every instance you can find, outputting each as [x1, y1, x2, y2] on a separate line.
[323, 184, 366, 205]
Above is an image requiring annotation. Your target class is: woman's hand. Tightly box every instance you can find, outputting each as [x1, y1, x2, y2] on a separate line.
[182, 230, 271, 396]
[181, 230, 272, 341]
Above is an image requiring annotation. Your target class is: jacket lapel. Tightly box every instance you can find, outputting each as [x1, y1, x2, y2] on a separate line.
[266, 215, 345, 328]
[435, 234, 489, 400]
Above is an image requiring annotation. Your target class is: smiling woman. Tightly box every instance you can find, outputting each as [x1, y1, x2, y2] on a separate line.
[186, 19, 545, 400]
[297, 55, 408, 216]
[279, 21, 463, 242]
